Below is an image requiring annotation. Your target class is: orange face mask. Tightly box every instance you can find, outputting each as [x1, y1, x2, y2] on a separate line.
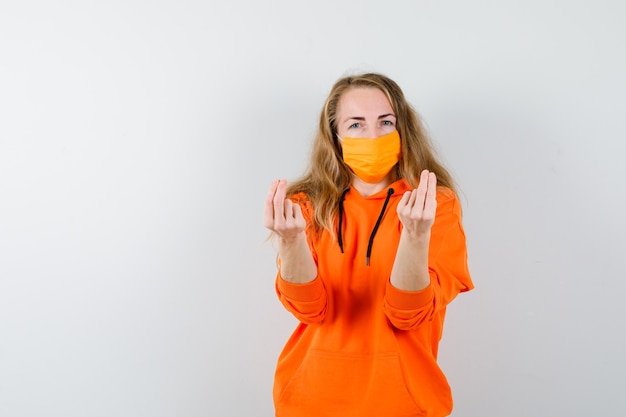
[341, 130, 401, 184]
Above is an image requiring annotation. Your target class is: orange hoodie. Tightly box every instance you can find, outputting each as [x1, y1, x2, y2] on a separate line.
[273, 178, 473, 417]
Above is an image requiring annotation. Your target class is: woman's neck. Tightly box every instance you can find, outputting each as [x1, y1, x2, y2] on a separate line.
[351, 173, 395, 197]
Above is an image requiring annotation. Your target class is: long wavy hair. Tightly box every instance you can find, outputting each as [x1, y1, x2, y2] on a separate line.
[287, 72, 456, 235]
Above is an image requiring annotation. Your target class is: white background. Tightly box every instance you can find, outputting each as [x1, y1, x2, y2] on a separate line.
[1, 1, 625, 416]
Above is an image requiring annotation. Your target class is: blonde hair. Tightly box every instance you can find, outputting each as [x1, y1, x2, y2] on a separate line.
[287, 72, 456, 235]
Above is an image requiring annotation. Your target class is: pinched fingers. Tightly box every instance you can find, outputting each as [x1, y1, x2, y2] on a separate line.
[280, 199, 306, 231]
[263, 179, 306, 238]
[274, 197, 295, 231]
[274, 198, 306, 239]
[396, 170, 438, 233]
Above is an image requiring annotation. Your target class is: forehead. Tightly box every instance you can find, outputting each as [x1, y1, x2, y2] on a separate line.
[337, 87, 393, 118]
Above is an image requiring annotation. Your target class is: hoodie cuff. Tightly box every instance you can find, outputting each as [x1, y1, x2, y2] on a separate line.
[276, 275, 324, 302]
[385, 280, 434, 310]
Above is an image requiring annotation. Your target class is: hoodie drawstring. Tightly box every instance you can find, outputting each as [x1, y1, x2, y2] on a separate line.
[337, 187, 350, 253]
[366, 188, 394, 266]
[337, 187, 395, 266]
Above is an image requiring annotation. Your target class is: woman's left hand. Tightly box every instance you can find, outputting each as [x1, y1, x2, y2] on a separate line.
[396, 170, 437, 238]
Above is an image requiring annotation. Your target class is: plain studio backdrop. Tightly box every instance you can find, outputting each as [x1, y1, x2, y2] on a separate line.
[1, 1, 625, 416]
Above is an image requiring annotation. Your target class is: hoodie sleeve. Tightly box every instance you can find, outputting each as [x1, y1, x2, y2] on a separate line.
[383, 188, 473, 330]
[275, 273, 327, 324]
[274, 193, 328, 324]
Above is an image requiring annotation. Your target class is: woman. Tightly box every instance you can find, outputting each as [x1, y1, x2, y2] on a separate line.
[263, 72, 474, 417]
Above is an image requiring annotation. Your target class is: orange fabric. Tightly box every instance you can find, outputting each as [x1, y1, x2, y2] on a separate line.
[342, 130, 401, 183]
[274, 178, 473, 417]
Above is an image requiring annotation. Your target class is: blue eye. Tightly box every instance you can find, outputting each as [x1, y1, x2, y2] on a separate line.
[382, 120, 394, 126]
[349, 122, 361, 129]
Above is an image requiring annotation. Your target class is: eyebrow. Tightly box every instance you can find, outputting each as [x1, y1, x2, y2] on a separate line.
[344, 113, 396, 122]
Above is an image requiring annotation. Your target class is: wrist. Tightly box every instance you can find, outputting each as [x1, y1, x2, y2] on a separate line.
[278, 231, 307, 247]
[401, 228, 431, 244]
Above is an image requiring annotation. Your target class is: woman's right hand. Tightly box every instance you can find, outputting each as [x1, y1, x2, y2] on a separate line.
[263, 179, 306, 242]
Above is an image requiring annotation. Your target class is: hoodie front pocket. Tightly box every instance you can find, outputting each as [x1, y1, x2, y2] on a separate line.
[276, 350, 424, 417]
